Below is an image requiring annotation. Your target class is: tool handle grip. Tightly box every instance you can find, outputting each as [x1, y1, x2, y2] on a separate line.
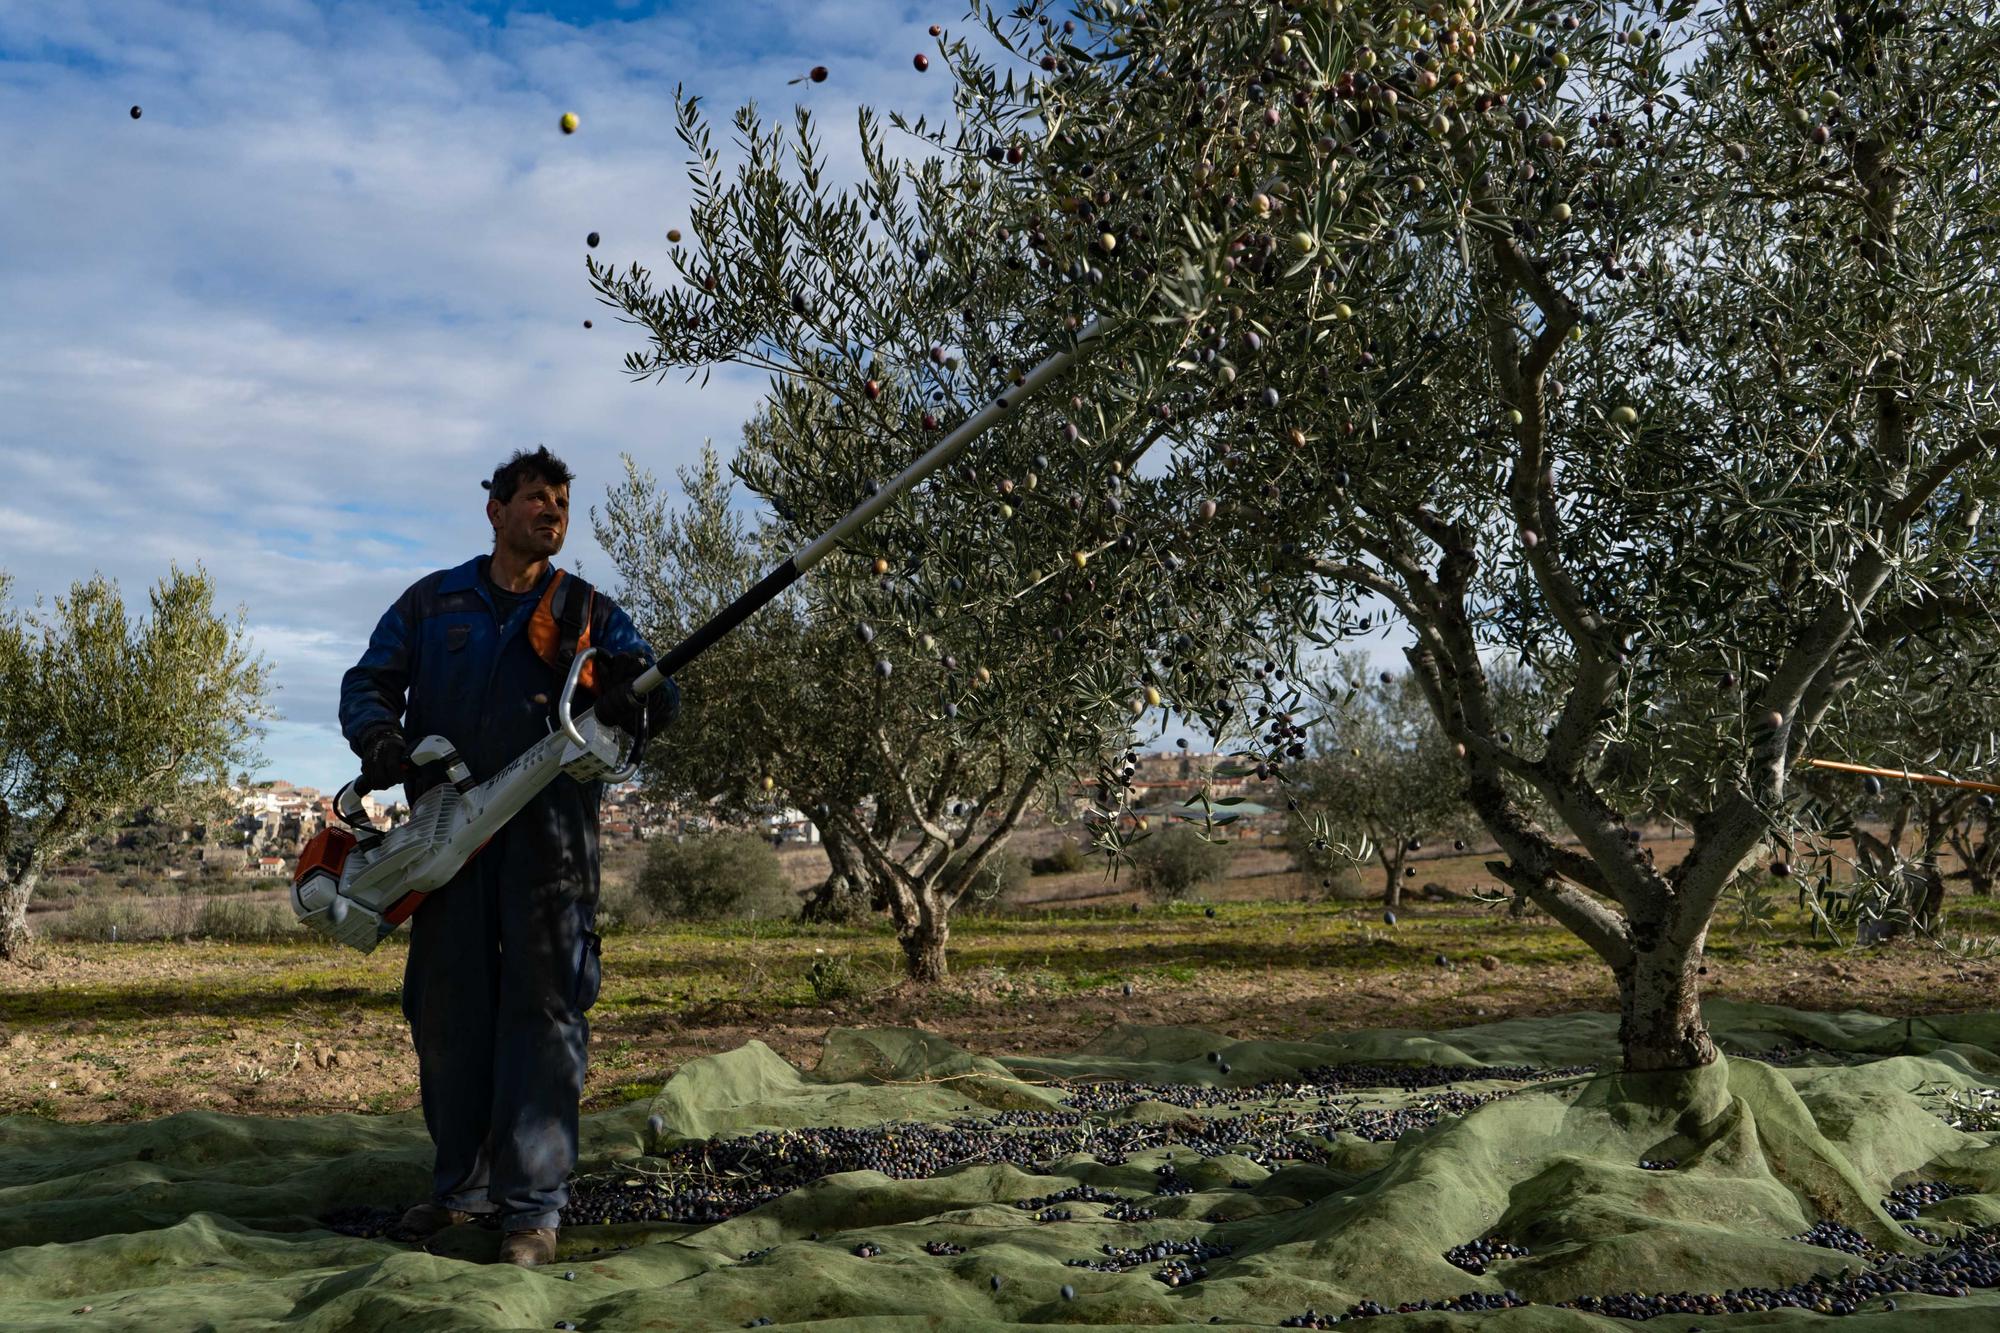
[351, 759, 413, 800]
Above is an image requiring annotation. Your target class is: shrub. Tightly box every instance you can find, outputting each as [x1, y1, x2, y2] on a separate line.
[30, 875, 95, 907]
[1131, 824, 1230, 904]
[1310, 866, 1370, 902]
[44, 898, 157, 943]
[595, 876, 665, 935]
[1030, 840, 1088, 876]
[40, 891, 298, 943]
[637, 830, 796, 921]
[806, 951, 864, 1004]
[192, 896, 296, 942]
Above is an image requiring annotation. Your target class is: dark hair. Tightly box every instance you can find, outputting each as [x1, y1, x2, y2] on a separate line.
[483, 445, 575, 503]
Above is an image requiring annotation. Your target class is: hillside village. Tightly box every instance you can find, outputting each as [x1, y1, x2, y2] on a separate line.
[44, 748, 1285, 887]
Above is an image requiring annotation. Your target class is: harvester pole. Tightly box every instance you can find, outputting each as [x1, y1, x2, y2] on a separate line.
[1800, 757, 2000, 796]
[629, 318, 1105, 695]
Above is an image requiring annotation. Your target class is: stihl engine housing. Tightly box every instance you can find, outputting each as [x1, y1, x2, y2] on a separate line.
[291, 648, 639, 952]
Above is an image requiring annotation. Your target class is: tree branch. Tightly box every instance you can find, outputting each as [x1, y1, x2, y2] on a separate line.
[1491, 240, 1579, 383]
[1887, 430, 2000, 530]
[921, 748, 961, 825]
[1863, 592, 1994, 648]
[1671, 426, 2000, 942]
[872, 722, 950, 846]
[941, 761, 1046, 911]
[1489, 859, 1633, 969]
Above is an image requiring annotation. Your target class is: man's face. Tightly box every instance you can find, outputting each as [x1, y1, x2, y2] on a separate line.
[488, 474, 570, 559]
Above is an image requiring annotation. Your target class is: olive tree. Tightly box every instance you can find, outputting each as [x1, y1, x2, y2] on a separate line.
[1290, 656, 1484, 906]
[1944, 804, 2000, 901]
[924, 0, 2000, 1071]
[0, 567, 270, 962]
[587, 0, 1997, 1074]
[595, 416, 1149, 981]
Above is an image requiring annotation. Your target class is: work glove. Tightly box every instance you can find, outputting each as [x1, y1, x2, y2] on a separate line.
[356, 725, 409, 792]
[593, 650, 658, 737]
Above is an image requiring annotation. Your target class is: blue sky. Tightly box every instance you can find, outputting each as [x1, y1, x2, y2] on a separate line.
[0, 0, 970, 793]
[2, 0, 1391, 801]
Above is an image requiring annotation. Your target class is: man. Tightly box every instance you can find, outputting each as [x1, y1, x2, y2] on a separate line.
[339, 445, 678, 1268]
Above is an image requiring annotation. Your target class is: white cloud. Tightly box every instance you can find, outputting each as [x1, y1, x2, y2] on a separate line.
[2, 0, 965, 790]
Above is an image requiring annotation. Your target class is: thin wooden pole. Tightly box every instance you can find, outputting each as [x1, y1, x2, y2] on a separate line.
[1800, 758, 2000, 796]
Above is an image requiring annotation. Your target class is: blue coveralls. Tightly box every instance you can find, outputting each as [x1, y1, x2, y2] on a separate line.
[339, 554, 674, 1232]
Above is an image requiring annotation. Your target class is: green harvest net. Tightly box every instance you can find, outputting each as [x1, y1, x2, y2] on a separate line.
[6, 1000, 2000, 1331]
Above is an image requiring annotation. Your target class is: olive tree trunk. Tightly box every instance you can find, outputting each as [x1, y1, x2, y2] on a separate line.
[899, 900, 951, 983]
[798, 824, 876, 924]
[832, 740, 1046, 984]
[1947, 813, 1998, 897]
[0, 862, 42, 962]
[1612, 927, 1717, 1072]
[1378, 840, 1409, 909]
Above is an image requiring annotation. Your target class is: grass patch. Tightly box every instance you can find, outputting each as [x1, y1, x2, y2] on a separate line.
[604, 1081, 663, 1106]
[11, 853, 2000, 1126]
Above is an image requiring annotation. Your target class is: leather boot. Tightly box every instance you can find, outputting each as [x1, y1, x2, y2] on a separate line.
[498, 1227, 559, 1267]
[392, 1201, 476, 1242]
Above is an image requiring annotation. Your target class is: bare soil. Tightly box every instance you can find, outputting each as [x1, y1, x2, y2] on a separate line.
[6, 833, 1999, 1126]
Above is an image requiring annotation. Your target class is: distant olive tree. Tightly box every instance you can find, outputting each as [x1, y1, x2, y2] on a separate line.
[595, 424, 1143, 982]
[1289, 657, 1483, 907]
[0, 567, 270, 962]
[1131, 823, 1231, 904]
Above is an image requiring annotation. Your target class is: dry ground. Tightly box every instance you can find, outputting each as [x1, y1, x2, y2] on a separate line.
[6, 837, 2000, 1126]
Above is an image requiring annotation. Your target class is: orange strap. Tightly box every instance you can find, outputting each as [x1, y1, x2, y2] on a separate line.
[526, 570, 596, 693]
